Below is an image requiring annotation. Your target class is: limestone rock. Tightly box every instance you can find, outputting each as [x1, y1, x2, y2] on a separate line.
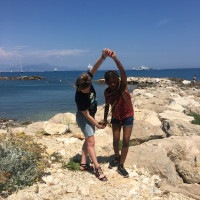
[130, 120, 165, 145]
[24, 121, 46, 135]
[162, 120, 200, 136]
[44, 122, 67, 135]
[48, 112, 76, 124]
[159, 110, 194, 122]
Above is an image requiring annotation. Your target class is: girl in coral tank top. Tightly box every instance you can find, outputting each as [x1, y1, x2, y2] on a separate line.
[103, 49, 134, 178]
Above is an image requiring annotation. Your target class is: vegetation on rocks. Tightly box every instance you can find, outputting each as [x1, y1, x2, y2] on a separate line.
[119, 140, 133, 150]
[50, 152, 63, 163]
[0, 132, 49, 194]
[189, 113, 200, 125]
[62, 158, 80, 171]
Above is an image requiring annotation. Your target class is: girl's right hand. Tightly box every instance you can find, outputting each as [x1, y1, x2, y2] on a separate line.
[102, 48, 109, 58]
[97, 123, 105, 129]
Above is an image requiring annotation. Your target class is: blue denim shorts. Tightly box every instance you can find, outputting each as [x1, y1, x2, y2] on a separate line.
[76, 110, 95, 138]
[111, 116, 134, 127]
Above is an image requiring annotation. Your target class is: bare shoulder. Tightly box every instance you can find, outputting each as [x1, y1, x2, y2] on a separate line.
[104, 87, 110, 93]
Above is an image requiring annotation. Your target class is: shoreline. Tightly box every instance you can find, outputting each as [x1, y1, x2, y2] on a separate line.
[0, 76, 199, 123]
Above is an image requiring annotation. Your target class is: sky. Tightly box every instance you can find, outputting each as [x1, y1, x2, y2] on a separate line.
[0, 0, 200, 70]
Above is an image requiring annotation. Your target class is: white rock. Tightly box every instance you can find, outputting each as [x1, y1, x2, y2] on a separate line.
[142, 177, 149, 184]
[58, 149, 66, 156]
[24, 121, 46, 135]
[44, 122, 67, 135]
[154, 189, 162, 195]
[78, 185, 89, 196]
[52, 178, 61, 185]
[182, 80, 191, 85]
[10, 127, 25, 134]
[132, 165, 137, 170]
[129, 171, 139, 177]
[159, 110, 194, 122]
[65, 185, 78, 193]
[42, 176, 54, 185]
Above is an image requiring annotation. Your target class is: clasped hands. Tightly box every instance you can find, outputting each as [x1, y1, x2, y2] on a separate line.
[102, 48, 115, 59]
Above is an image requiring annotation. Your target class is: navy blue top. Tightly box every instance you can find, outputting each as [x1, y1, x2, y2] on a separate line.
[75, 72, 97, 116]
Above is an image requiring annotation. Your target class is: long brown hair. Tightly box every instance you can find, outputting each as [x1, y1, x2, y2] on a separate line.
[104, 70, 129, 113]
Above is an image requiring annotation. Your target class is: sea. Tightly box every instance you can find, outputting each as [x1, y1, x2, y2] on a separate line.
[0, 68, 199, 122]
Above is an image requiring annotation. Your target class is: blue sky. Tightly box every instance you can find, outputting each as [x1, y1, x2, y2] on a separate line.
[0, 0, 200, 70]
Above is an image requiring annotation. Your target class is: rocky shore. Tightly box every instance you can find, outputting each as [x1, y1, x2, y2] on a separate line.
[95, 76, 200, 89]
[1, 77, 200, 200]
[0, 76, 45, 80]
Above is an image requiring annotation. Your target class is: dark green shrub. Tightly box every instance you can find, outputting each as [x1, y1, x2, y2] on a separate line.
[189, 113, 200, 125]
[62, 158, 80, 171]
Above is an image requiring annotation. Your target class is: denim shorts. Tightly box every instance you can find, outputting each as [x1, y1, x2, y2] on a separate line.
[111, 116, 134, 127]
[76, 110, 95, 138]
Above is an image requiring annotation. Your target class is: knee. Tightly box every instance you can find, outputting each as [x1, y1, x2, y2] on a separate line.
[122, 140, 129, 148]
[113, 137, 120, 144]
[87, 137, 95, 147]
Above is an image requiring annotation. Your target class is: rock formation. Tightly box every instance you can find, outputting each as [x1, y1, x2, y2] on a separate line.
[0, 76, 45, 80]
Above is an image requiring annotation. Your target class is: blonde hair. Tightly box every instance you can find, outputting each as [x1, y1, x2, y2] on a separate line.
[76, 73, 92, 91]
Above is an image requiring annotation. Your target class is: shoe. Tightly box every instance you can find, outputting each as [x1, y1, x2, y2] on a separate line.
[80, 163, 94, 171]
[117, 164, 129, 178]
[94, 167, 108, 181]
[108, 156, 120, 169]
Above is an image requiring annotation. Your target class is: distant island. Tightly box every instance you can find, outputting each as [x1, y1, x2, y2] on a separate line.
[0, 76, 45, 80]
[132, 66, 152, 71]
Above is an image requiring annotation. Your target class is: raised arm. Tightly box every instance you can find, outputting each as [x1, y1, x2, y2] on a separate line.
[90, 50, 109, 76]
[110, 51, 128, 91]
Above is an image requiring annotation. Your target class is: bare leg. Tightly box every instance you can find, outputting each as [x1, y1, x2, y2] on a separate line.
[112, 124, 121, 158]
[85, 136, 99, 167]
[120, 126, 132, 165]
[85, 136, 106, 180]
[80, 140, 88, 170]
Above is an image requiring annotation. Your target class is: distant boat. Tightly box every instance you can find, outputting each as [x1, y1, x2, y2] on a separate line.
[54, 68, 57, 72]
[20, 64, 23, 73]
[132, 65, 152, 71]
[88, 63, 93, 70]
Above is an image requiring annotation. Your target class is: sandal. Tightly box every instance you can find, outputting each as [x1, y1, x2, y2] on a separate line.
[94, 167, 108, 181]
[80, 163, 94, 171]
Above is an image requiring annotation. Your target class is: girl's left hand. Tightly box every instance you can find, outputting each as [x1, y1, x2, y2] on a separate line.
[102, 48, 113, 58]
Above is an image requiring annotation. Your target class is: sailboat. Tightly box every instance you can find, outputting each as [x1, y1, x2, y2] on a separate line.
[54, 68, 57, 72]
[20, 59, 23, 73]
[88, 63, 93, 70]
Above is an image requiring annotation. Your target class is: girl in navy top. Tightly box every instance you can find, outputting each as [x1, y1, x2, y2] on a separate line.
[75, 50, 108, 181]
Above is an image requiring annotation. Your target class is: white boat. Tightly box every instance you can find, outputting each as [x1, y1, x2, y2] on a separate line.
[20, 64, 23, 73]
[54, 68, 57, 72]
[88, 63, 93, 70]
[20, 59, 23, 73]
[132, 65, 152, 71]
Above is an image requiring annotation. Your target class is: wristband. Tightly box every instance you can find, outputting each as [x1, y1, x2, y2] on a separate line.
[102, 55, 106, 59]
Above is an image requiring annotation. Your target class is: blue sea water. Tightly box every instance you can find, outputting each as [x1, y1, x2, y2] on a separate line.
[0, 68, 199, 122]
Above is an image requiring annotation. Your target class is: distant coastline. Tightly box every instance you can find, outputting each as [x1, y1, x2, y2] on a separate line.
[0, 76, 45, 80]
